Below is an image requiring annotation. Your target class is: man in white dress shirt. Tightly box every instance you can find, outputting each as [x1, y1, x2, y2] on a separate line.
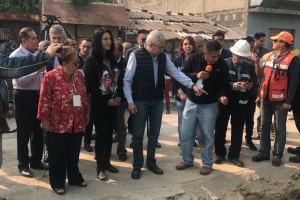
[10, 27, 47, 177]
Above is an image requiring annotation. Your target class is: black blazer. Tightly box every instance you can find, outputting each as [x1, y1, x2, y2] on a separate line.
[220, 48, 232, 60]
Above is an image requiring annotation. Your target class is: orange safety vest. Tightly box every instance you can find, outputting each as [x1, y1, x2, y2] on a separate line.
[260, 51, 295, 102]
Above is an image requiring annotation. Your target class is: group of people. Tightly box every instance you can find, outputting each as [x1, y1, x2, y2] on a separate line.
[174, 30, 300, 176]
[0, 24, 300, 198]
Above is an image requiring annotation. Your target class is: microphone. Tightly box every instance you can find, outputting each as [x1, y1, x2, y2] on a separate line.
[196, 65, 212, 88]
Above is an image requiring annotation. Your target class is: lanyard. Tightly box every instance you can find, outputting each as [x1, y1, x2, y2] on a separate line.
[71, 75, 77, 94]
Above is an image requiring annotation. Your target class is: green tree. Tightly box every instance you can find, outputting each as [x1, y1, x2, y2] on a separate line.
[0, 0, 41, 14]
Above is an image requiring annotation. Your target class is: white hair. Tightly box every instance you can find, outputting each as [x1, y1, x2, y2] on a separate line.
[49, 25, 66, 38]
[146, 30, 165, 45]
[193, 36, 204, 42]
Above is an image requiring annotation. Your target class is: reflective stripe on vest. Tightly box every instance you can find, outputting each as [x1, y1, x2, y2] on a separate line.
[259, 52, 295, 102]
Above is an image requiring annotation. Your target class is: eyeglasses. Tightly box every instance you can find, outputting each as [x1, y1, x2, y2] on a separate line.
[72, 62, 79, 66]
[153, 44, 165, 50]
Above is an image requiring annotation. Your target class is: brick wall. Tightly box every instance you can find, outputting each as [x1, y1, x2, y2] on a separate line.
[204, 0, 245, 12]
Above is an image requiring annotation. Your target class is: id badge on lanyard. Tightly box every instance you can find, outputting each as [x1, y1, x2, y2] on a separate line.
[73, 95, 81, 107]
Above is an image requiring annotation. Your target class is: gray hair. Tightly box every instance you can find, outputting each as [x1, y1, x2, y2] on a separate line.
[38, 40, 50, 51]
[193, 36, 204, 42]
[49, 25, 66, 38]
[146, 30, 165, 45]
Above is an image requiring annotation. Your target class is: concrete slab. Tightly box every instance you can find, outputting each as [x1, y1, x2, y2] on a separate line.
[1, 105, 300, 200]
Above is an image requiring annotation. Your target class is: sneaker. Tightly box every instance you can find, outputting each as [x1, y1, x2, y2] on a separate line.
[252, 154, 269, 162]
[272, 156, 281, 166]
[245, 141, 258, 151]
[214, 156, 225, 164]
[287, 146, 300, 155]
[289, 154, 300, 163]
[200, 166, 212, 175]
[175, 162, 192, 170]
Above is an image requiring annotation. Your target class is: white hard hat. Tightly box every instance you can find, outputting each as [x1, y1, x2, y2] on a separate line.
[230, 40, 251, 57]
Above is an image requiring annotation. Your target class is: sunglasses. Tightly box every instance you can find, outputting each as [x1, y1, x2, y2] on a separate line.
[141, 38, 146, 42]
[273, 39, 283, 43]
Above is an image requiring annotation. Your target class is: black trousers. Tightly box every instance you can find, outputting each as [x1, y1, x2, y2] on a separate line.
[83, 113, 93, 145]
[115, 101, 128, 156]
[48, 131, 84, 190]
[14, 90, 43, 171]
[292, 93, 300, 133]
[245, 94, 257, 142]
[215, 104, 247, 159]
[92, 99, 118, 169]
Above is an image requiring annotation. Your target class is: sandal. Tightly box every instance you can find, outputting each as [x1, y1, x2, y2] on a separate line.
[54, 188, 65, 195]
[69, 181, 87, 187]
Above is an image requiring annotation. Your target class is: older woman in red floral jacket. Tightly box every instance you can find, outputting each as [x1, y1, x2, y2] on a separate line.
[37, 46, 90, 195]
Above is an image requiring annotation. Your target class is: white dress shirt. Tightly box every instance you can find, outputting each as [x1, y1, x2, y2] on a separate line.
[10, 45, 44, 90]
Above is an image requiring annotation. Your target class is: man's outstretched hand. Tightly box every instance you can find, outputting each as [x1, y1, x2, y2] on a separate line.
[46, 43, 63, 57]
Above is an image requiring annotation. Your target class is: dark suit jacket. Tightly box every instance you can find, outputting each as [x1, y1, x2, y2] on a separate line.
[220, 48, 232, 60]
[124, 46, 138, 63]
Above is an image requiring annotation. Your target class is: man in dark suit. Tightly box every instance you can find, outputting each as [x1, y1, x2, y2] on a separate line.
[124, 29, 149, 62]
[212, 31, 232, 59]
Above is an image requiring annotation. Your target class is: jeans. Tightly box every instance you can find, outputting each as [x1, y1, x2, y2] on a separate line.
[175, 98, 203, 143]
[180, 100, 218, 168]
[131, 100, 163, 169]
[259, 98, 288, 158]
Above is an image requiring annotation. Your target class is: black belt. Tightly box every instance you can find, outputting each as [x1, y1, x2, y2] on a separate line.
[14, 89, 39, 94]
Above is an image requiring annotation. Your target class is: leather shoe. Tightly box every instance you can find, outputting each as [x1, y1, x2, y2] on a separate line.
[229, 158, 244, 167]
[175, 162, 192, 170]
[84, 144, 93, 152]
[118, 154, 127, 161]
[131, 169, 141, 180]
[214, 156, 225, 164]
[30, 162, 49, 170]
[98, 170, 107, 181]
[105, 163, 119, 173]
[200, 166, 212, 175]
[146, 165, 163, 175]
[0, 198, 6, 200]
[289, 154, 300, 163]
[287, 146, 300, 155]
[20, 168, 34, 178]
[156, 142, 161, 148]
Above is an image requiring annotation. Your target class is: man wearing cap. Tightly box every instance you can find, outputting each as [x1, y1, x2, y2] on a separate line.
[252, 31, 299, 166]
[214, 40, 256, 167]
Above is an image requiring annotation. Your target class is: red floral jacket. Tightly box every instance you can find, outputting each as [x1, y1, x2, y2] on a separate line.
[37, 67, 90, 133]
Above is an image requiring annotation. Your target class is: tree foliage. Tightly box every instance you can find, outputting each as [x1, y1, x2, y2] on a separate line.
[69, 0, 115, 3]
[0, 0, 41, 14]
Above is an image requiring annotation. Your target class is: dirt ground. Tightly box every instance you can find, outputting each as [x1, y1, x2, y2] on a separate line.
[1, 105, 300, 200]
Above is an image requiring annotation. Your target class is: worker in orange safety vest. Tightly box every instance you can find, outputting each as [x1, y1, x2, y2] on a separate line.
[252, 31, 299, 167]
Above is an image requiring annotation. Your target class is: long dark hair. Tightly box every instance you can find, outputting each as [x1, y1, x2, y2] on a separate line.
[90, 27, 116, 71]
[85, 27, 117, 76]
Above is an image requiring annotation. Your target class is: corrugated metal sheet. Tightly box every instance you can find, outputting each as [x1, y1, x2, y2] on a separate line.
[126, 11, 243, 40]
[42, 0, 130, 26]
[260, 0, 300, 11]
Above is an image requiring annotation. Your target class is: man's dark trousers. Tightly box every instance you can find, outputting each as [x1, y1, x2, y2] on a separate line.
[14, 90, 43, 171]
